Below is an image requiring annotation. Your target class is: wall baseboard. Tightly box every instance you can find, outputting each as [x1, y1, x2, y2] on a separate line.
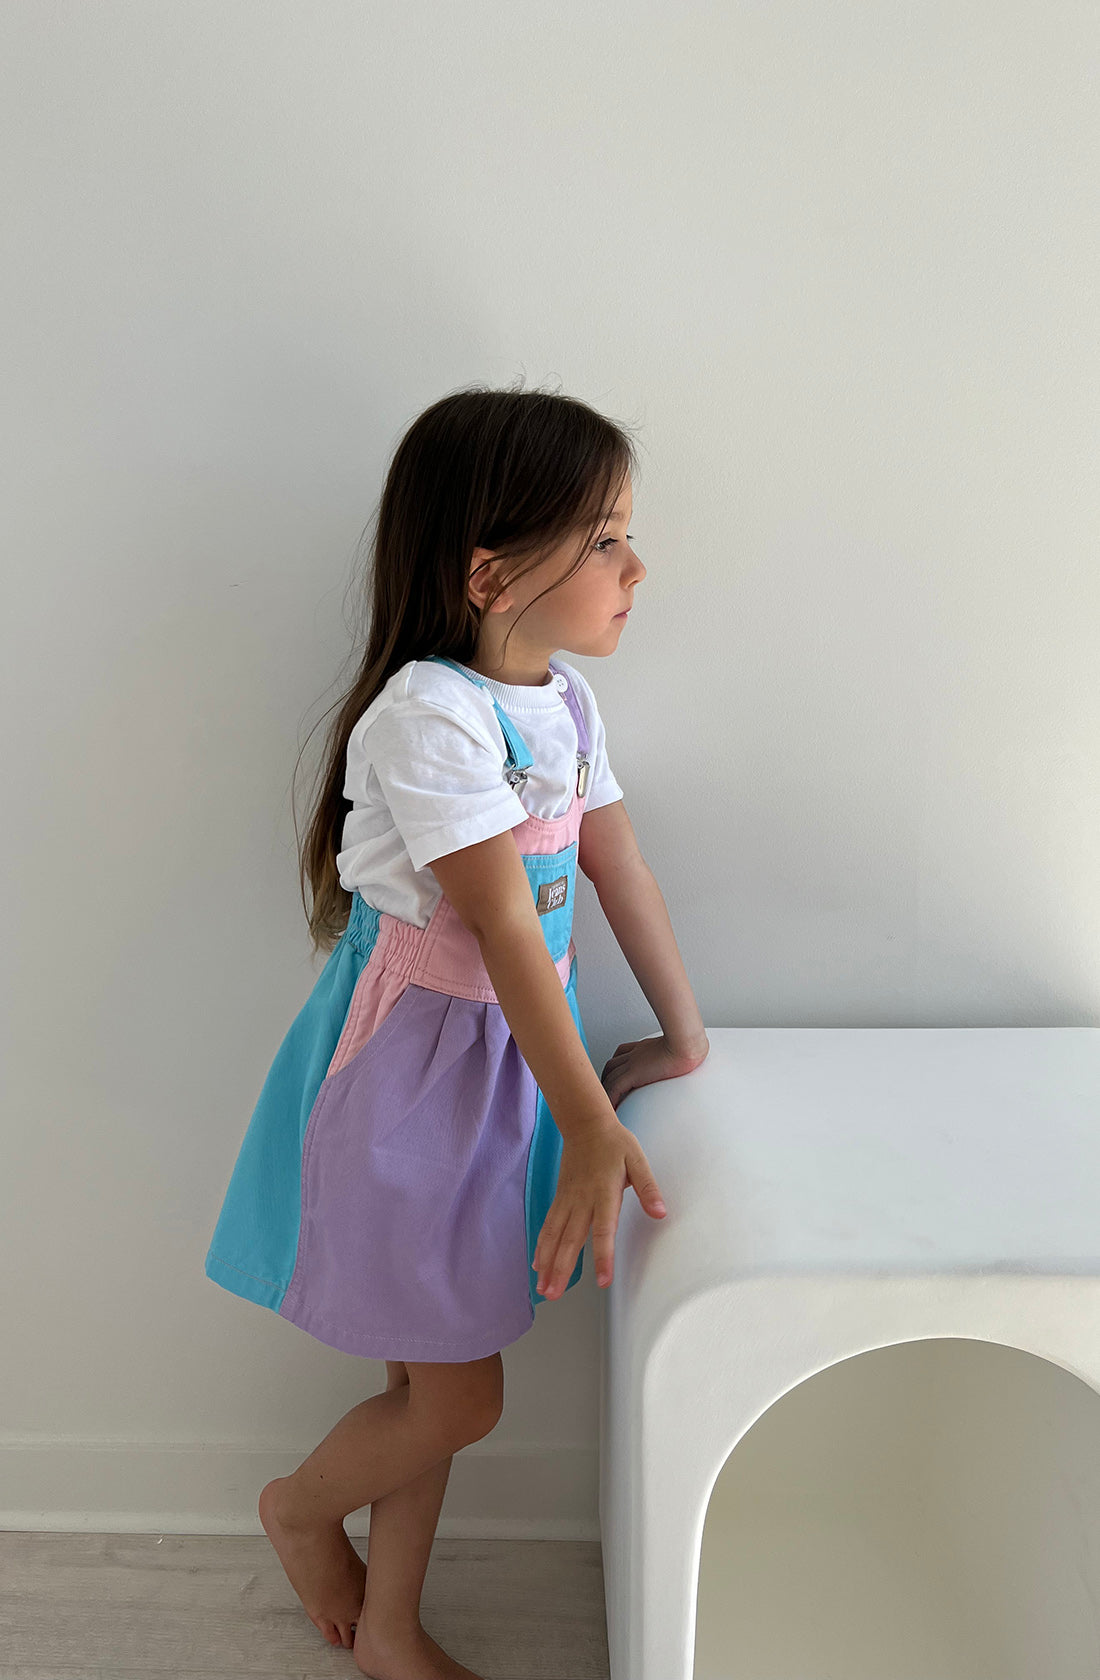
[0, 1439, 600, 1540]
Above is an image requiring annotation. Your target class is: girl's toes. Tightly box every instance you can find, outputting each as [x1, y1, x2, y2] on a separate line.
[337, 1622, 355, 1648]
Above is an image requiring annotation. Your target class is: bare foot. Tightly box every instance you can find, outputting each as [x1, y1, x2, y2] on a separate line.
[354, 1618, 486, 1679]
[258, 1476, 367, 1650]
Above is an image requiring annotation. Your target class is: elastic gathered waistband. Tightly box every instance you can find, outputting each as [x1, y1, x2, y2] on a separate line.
[343, 889, 575, 1004]
[344, 890, 383, 958]
[345, 893, 428, 974]
[344, 893, 424, 974]
[374, 909, 429, 980]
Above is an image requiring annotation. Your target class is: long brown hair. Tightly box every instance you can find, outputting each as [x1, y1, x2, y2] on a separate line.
[293, 379, 642, 956]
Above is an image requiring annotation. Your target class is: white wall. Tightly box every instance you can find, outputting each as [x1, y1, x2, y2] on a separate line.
[2, 1, 1097, 1539]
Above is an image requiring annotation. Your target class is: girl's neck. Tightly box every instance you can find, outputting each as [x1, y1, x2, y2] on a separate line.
[460, 652, 554, 688]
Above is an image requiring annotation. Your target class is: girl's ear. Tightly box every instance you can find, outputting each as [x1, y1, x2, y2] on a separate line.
[468, 549, 512, 615]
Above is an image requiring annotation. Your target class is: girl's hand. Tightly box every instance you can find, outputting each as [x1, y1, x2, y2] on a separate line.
[600, 1031, 710, 1111]
[533, 1115, 666, 1298]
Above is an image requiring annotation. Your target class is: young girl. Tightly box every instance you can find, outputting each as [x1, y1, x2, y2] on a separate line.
[204, 384, 709, 1679]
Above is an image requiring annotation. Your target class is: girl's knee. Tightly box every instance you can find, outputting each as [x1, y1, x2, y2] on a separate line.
[407, 1351, 503, 1446]
[467, 1362, 504, 1439]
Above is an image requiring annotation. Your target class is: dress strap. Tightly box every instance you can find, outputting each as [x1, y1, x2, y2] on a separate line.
[423, 655, 534, 790]
[547, 658, 592, 760]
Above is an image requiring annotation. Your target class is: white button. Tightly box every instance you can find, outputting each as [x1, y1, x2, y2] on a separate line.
[554, 673, 568, 691]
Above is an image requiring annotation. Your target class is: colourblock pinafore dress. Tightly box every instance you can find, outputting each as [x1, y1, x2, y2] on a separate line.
[204, 656, 594, 1362]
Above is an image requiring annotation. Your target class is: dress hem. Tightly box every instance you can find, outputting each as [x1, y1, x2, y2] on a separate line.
[277, 1298, 538, 1362]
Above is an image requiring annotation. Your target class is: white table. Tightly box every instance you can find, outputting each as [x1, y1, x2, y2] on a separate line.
[598, 1027, 1100, 1679]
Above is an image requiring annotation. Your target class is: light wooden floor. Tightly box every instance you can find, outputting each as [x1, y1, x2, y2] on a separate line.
[0, 1532, 610, 1679]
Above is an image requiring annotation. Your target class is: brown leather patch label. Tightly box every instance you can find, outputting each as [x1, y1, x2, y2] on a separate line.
[536, 876, 569, 915]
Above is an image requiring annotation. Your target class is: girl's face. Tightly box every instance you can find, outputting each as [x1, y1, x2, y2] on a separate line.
[470, 477, 645, 675]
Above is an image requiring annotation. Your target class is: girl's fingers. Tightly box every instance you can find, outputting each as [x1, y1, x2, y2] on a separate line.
[532, 1219, 559, 1277]
[601, 1043, 636, 1075]
[539, 1195, 625, 1293]
[591, 1197, 621, 1287]
[534, 1206, 567, 1271]
[538, 1207, 593, 1296]
[534, 1212, 566, 1273]
[626, 1144, 666, 1214]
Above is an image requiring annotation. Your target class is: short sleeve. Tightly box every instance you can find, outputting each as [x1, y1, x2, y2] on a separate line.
[357, 699, 528, 872]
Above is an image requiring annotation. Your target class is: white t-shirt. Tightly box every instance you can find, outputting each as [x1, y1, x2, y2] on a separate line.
[336, 655, 624, 930]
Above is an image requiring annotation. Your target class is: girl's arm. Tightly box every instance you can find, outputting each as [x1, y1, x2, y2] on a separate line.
[578, 800, 707, 1055]
[431, 825, 670, 1297]
[429, 830, 618, 1140]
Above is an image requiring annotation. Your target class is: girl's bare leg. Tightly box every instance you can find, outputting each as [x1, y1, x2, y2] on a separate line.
[258, 1350, 503, 1666]
[355, 1359, 453, 1640]
[353, 1356, 502, 1680]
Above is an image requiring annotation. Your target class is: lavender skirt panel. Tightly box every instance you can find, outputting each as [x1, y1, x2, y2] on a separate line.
[279, 979, 542, 1362]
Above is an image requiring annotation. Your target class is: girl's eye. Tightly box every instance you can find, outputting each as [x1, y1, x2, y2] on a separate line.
[594, 534, 635, 554]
